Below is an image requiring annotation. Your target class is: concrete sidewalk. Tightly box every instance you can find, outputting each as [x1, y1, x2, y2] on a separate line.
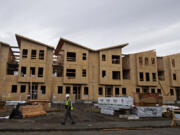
[0, 120, 179, 131]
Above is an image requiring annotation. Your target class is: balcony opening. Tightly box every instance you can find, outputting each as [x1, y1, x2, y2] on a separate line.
[112, 71, 120, 80]
[38, 67, 44, 77]
[39, 50, 44, 60]
[22, 49, 28, 58]
[105, 87, 113, 97]
[170, 89, 174, 96]
[112, 55, 120, 64]
[53, 65, 63, 77]
[151, 58, 155, 64]
[139, 57, 143, 65]
[66, 86, 71, 94]
[11, 85, 17, 93]
[145, 57, 149, 65]
[30, 67, 35, 76]
[123, 69, 130, 80]
[151, 88, 155, 93]
[7, 63, 18, 75]
[115, 88, 119, 96]
[143, 87, 149, 93]
[99, 87, 103, 95]
[20, 85, 26, 93]
[157, 89, 161, 94]
[173, 73, 176, 80]
[152, 73, 156, 81]
[102, 70, 106, 78]
[158, 71, 165, 81]
[122, 88, 126, 95]
[21, 67, 26, 77]
[58, 86, 63, 94]
[40, 86, 46, 94]
[146, 72, 150, 81]
[66, 69, 76, 78]
[67, 52, 76, 62]
[82, 53, 86, 60]
[31, 50, 36, 59]
[102, 54, 106, 61]
[139, 72, 144, 81]
[82, 69, 86, 77]
[136, 88, 140, 93]
[84, 87, 88, 95]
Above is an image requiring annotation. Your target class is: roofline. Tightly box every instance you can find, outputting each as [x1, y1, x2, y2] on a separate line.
[15, 34, 54, 50]
[165, 53, 180, 57]
[127, 49, 156, 55]
[0, 41, 10, 47]
[96, 43, 128, 51]
[55, 37, 128, 55]
[55, 38, 95, 55]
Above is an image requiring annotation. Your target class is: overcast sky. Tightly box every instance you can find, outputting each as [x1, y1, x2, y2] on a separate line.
[0, 0, 180, 56]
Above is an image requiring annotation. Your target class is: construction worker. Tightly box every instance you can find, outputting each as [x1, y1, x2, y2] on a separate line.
[61, 94, 75, 125]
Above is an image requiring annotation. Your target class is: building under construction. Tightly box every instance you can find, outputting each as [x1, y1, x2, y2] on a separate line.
[0, 34, 180, 104]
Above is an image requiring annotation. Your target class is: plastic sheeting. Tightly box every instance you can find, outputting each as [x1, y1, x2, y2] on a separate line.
[6, 101, 26, 106]
[135, 106, 163, 117]
[98, 96, 134, 106]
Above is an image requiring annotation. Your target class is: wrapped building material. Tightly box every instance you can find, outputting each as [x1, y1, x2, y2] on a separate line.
[6, 101, 26, 106]
[135, 106, 163, 117]
[100, 108, 114, 115]
[98, 96, 134, 106]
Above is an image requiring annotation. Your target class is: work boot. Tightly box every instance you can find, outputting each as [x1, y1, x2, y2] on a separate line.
[71, 121, 75, 125]
[61, 122, 65, 125]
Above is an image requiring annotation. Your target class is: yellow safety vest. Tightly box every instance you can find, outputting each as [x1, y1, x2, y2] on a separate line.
[65, 100, 73, 111]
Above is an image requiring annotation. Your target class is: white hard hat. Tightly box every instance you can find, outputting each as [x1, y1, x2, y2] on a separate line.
[66, 94, 70, 97]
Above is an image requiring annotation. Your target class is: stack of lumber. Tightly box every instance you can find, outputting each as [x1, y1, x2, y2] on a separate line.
[19, 104, 46, 118]
[27, 100, 50, 110]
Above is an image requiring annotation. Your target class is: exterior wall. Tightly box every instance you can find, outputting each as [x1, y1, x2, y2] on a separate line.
[1, 36, 180, 104]
[18, 40, 48, 82]
[0, 45, 17, 100]
[135, 51, 158, 86]
[62, 42, 89, 84]
[157, 56, 176, 103]
[99, 48, 123, 85]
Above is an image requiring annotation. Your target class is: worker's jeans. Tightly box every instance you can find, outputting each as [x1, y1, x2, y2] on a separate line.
[63, 110, 74, 123]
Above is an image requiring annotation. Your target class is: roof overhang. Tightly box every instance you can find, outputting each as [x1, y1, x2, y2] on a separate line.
[55, 38, 128, 55]
[15, 34, 54, 50]
[0, 41, 10, 47]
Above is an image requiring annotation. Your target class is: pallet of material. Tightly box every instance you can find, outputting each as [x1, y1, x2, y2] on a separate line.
[19, 104, 46, 118]
[135, 93, 162, 106]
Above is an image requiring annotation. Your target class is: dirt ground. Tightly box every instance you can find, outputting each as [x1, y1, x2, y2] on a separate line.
[0, 103, 123, 123]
